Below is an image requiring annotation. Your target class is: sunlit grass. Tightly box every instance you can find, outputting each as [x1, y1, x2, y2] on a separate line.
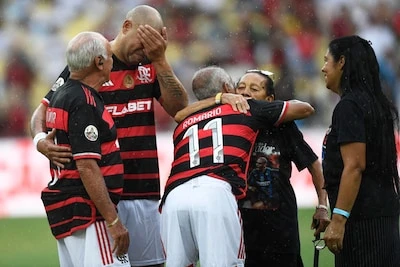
[0, 209, 334, 267]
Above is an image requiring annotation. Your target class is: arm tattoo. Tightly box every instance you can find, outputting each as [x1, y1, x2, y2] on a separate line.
[157, 71, 184, 98]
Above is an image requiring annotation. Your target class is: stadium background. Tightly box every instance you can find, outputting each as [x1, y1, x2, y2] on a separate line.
[0, 0, 399, 266]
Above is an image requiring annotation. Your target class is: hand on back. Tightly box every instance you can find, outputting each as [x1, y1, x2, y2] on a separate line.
[37, 129, 72, 168]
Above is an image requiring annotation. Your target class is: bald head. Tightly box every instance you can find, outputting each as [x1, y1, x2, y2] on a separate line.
[192, 66, 234, 100]
[126, 5, 164, 31]
[66, 31, 108, 72]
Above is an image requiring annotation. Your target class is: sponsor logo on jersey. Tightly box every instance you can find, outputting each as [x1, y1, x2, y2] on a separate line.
[84, 125, 98, 141]
[105, 100, 152, 116]
[51, 77, 65, 91]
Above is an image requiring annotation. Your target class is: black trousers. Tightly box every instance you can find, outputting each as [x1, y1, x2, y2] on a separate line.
[245, 252, 303, 267]
[335, 216, 400, 267]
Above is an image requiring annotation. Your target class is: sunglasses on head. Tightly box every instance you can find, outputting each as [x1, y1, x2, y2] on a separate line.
[246, 69, 274, 80]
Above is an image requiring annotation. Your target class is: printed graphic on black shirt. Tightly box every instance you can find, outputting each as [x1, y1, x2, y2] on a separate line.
[244, 142, 281, 210]
[321, 126, 331, 161]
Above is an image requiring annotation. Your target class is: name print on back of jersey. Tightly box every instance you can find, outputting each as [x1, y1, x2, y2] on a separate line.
[182, 107, 222, 129]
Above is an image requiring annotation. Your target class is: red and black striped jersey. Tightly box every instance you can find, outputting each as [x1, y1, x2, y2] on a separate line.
[160, 99, 288, 208]
[43, 55, 162, 200]
[42, 79, 124, 239]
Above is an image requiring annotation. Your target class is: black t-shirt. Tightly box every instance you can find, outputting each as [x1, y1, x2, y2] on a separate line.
[239, 121, 318, 254]
[322, 93, 399, 220]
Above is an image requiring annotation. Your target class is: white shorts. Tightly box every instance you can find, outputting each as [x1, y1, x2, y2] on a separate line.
[117, 199, 165, 266]
[57, 221, 130, 267]
[160, 175, 245, 267]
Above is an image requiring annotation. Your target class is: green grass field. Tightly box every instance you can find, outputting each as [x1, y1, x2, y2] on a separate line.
[0, 208, 333, 267]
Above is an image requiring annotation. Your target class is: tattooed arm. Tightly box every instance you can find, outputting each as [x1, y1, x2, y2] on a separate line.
[138, 24, 188, 117]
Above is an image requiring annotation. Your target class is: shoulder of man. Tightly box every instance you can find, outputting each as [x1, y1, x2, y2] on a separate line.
[51, 65, 71, 92]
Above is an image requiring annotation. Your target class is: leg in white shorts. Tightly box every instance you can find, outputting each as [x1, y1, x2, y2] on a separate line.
[161, 175, 245, 267]
[118, 199, 165, 266]
[57, 221, 130, 267]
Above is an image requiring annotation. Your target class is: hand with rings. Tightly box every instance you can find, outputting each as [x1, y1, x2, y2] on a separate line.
[221, 93, 250, 113]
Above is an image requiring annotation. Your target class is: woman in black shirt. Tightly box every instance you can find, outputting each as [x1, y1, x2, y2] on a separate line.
[321, 35, 400, 266]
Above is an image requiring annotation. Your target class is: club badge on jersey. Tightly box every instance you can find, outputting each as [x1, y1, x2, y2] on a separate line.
[123, 74, 135, 88]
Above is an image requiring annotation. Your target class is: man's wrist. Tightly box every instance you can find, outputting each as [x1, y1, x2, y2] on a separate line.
[107, 217, 119, 228]
[316, 204, 328, 211]
[215, 93, 223, 104]
[33, 132, 47, 148]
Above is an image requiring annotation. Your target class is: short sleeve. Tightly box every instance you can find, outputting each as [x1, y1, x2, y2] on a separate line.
[334, 99, 366, 144]
[249, 100, 285, 128]
[69, 102, 101, 159]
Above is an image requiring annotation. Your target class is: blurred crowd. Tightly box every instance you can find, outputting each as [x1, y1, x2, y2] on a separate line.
[0, 0, 399, 136]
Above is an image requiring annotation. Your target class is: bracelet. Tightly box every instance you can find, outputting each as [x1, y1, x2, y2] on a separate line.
[215, 92, 222, 104]
[33, 132, 47, 148]
[107, 217, 119, 228]
[316, 204, 328, 211]
[333, 208, 350, 219]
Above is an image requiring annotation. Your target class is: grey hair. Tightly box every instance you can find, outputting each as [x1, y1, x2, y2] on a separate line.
[66, 31, 108, 72]
[192, 66, 234, 100]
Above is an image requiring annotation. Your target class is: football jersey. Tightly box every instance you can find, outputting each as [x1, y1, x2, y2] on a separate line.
[160, 99, 287, 208]
[42, 79, 124, 239]
[43, 55, 162, 200]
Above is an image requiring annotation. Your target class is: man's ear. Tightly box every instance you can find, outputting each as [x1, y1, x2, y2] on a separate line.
[95, 56, 103, 69]
[222, 82, 234, 94]
[122, 20, 133, 34]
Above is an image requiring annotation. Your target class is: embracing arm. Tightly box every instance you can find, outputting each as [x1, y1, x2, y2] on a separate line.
[30, 103, 47, 138]
[323, 142, 365, 253]
[30, 103, 72, 168]
[282, 100, 315, 122]
[174, 93, 250, 122]
[76, 158, 129, 255]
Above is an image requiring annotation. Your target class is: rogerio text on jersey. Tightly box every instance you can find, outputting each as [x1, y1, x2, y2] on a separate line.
[105, 100, 152, 116]
[182, 107, 222, 129]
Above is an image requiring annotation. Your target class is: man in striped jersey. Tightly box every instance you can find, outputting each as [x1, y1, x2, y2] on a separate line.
[30, 5, 188, 267]
[42, 31, 130, 267]
[159, 66, 315, 267]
